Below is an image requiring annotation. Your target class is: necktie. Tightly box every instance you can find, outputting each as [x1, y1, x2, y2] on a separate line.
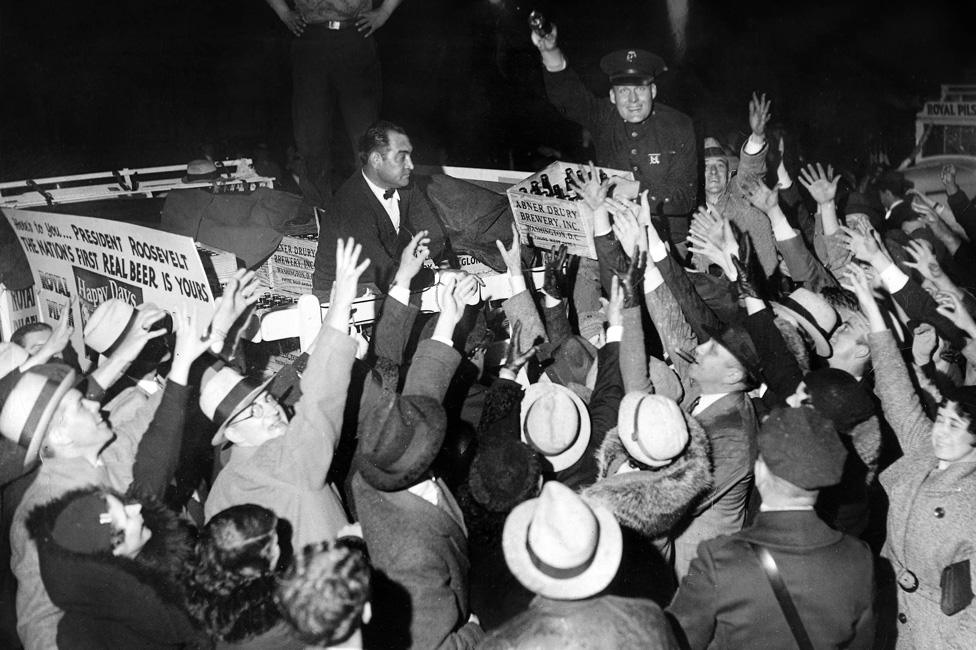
[383, 188, 396, 200]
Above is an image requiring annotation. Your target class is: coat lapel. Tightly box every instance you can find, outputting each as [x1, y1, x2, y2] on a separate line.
[356, 175, 400, 259]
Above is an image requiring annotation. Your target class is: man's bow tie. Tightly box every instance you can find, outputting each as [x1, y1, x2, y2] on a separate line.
[383, 188, 396, 200]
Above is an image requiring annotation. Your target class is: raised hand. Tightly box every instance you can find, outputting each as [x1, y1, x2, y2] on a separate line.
[502, 320, 539, 376]
[542, 244, 571, 300]
[902, 239, 943, 280]
[941, 163, 958, 193]
[798, 163, 840, 205]
[325, 238, 370, 332]
[748, 92, 772, 138]
[613, 246, 646, 309]
[169, 305, 218, 384]
[911, 323, 939, 367]
[33, 298, 75, 363]
[740, 174, 778, 214]
[495, 222, 523, 275]
[394, 229, 431, 286]
[530, 22, 558, 52]
[578, 162, 611, 211]
[108, 305, 169, 366]
[609, 198, 646, 259]
[935, 291, 976, 336]
[837, 225, 886, 266]
[210, 269, 262, 340]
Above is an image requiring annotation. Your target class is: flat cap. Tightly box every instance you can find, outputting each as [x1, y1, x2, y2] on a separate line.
[599, 49, 667, 85]
[758, 406, 847, 490]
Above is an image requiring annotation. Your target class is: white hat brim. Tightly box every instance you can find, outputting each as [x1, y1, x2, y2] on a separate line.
[520, 383, 591, 472]
[502, 494, 622, 600]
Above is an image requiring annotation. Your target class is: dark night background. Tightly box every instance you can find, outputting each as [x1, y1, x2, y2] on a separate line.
[1, 0, 973, 183]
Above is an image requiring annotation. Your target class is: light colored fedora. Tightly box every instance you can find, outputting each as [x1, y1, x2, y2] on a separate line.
[520, 383, 590, 472]
[0, 363, 77, 465]
[771, 288, 838, 358]
[617, 393, 689, 467]
[502, 481, 622, 600]
[199, 364, 274, 446]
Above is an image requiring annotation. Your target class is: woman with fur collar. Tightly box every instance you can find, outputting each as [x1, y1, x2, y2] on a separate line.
[583, 393, 712, 540]
[26, 485, 206, 649]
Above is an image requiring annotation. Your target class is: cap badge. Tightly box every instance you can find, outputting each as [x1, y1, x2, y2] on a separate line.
[626, 50, 637, 62]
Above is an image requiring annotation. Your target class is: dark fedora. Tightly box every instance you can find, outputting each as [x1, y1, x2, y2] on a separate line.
[703, 323, 762, 384]
[356, 394, 447, 492]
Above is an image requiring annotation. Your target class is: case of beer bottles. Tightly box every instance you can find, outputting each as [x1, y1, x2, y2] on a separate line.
[506, 161, 633, 259]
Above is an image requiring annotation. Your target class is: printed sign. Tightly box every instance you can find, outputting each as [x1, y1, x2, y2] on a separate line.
[923, 102, 976, 118]
[0, 285, 40, 341]
[267, 235, 318, 297]
[3, 208, 216, 369]
[506, 161, 633, 259]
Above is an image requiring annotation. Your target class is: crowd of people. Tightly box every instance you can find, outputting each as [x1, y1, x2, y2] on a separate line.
[1, 16, 976, 650]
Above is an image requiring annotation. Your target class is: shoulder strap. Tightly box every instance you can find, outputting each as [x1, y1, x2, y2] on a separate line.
[750, 543, 814, 650]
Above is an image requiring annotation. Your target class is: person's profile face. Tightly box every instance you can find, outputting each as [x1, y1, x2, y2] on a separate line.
[372, 132, 414, 189]
[610, 83, 654, 123]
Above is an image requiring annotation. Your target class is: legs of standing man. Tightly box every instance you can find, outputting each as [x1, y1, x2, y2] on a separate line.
[291, 26, 381, 208]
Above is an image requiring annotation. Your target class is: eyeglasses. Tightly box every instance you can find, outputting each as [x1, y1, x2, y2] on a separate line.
[228, 392, 276, 427]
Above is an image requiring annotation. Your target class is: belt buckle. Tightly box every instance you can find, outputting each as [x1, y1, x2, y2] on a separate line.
[326, 20, 342, 30]
[897, 568, 919, 593]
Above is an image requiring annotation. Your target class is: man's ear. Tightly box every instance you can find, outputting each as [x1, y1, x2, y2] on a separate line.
[854, 341, 871, 360]
[368, 150, 383, 170]
[650, 83, 657, 100]
[45, 421, 70, 448]
[609, 88, 617, 106]
[223, 424, 243, 445]
[724, 365, 746, 387]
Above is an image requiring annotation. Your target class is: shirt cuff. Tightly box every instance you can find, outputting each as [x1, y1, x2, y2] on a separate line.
[644, 265, 665, 291]
[430, 335, 454, 348]
[606, 325, 623, 343]
[387, 284, 410, 306]
[648, 239, 669, 264]
[772, 222, 798, 242]
[743, 135, 767, 156]
[878, 263, 910, 293]
[543, 56, 568, 73]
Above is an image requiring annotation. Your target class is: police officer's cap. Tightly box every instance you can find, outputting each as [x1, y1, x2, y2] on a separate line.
[600, 49, 667, 86]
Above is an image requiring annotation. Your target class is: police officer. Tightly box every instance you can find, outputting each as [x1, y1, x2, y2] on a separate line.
[532, 24, 697, 240]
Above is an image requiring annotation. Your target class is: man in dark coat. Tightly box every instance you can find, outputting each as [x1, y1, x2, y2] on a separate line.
[531, 26, 696, 241]
[312, 120, 449, 296]
[667, 406, 876, 649]
[351, 277, 485, 649]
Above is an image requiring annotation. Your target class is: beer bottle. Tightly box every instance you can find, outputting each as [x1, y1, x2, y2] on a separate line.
[577, 168, 588, 184]
[553, 185, 565, 199]
[530, 180, 543, 195]
[540, 173, 553, 195]
[598, 169, 609, 184]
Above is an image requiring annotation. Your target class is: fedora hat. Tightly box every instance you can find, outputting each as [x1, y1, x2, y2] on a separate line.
[356, 394, 447, 492]
[520, 383, 590, 472]
[502, 481, 622, 600]
[199, 364, 274, 446]
[772, 288, 838, 357]
[616, 393, 689, 467]
[0, 343, 29, 379]
[0, 363, 77, 465]
[182, 159, 220, 184]
[702, 323, 762, 384]
[83, 300, 171, 357]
